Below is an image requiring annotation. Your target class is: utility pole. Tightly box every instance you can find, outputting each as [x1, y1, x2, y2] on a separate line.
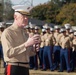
[31, 0, 33, 6]
[19, 0, 33, 6]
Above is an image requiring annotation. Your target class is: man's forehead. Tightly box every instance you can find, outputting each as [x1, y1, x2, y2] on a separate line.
[15, 11, 29, 18]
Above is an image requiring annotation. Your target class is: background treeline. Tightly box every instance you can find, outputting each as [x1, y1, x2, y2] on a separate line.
[0, 0, 76, 26]
[31, 0, 76, 26]
[0, 0, 14, 22]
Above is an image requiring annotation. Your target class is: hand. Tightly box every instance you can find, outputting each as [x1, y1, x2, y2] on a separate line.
[25, 34, 40, 47]
[35, 44, 40, 52]
[33, 44, 40, 52]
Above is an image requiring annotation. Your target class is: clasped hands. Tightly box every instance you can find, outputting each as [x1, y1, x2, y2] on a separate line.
[25, 34, 41, 48]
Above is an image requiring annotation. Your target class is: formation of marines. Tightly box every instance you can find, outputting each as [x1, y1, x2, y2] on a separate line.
[0, 23, 76, 72]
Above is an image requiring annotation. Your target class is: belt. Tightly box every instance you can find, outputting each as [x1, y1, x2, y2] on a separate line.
[6, 62, 29, 67]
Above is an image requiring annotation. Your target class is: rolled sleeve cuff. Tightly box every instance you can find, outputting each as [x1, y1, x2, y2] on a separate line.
[18, 43, 26, 54]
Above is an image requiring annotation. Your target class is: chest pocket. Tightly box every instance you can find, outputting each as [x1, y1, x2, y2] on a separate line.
[12, 30, 28, 46]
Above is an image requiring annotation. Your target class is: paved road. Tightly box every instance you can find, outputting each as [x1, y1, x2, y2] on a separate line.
[0, 68, 76, 75]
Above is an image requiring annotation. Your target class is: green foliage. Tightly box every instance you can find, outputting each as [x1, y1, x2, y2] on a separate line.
[31, 1, 76, 26]
[31, 4, 47, 20]
[56, 3, 76, 26]
[31, 2, 60, 24]
[0, 3, 3, 21]
[0, 0, 14, 22]
[51, 0, 76, 4]
[0, 0, 76, 26]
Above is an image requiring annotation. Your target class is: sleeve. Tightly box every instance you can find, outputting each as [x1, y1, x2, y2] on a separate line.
[72, 40, 76, 51]
[52, 35, 56, 45]
[70, 39, 73, 48]
[1, 30, 26, 58]
[29, 47, 36, 57]
[59, 37, 62, 46]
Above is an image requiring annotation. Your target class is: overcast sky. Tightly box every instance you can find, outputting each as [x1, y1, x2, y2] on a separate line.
[11, 0, 49, 6]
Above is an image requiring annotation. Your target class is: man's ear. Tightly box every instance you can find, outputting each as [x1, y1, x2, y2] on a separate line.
[14, 14, 17, 20]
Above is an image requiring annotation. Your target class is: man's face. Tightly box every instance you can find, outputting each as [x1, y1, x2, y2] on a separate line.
[46, 29, 50, 33]
[63, 31, 66, 35]
[74, 35, 76, 39]
[55, 29, 60, 32]
[20, 14, 28, 27]
[30, 28, 35, 32]
[15, 12, 28, 27]
[0, 28, 5, 32]
[66, 29, 70, 33]
[35, 29, 39, 33]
